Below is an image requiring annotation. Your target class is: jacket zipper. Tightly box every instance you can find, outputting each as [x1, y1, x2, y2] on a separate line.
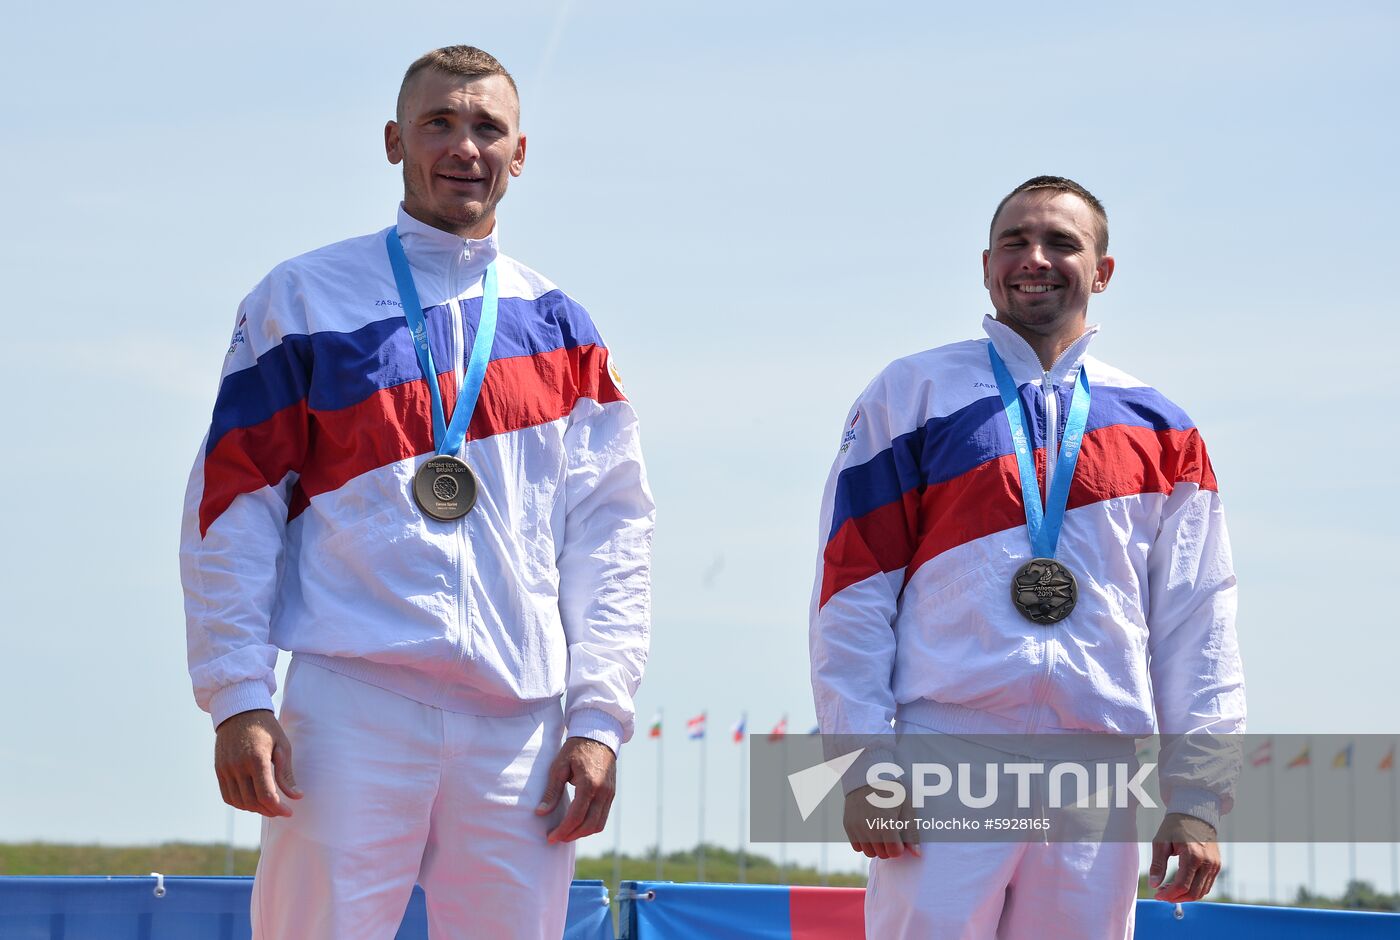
[450, 246, 471, 662]
[1022, 345, 1082, 736]
[1043, 369, 1058, 498]
[1030, 367, 1058, 734]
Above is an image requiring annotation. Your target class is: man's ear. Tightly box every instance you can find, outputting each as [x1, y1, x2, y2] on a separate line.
[385, 121, 404, 165]
[1092, 255, 1115, 293]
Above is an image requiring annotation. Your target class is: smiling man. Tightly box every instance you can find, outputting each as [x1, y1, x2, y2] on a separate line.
[181, 46, 653, 939]
[809, 176, 1245, 938]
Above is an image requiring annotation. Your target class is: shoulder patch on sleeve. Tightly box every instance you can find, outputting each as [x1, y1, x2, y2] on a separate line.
[225, 311, 248, 359]
[607, 354, 626, 393]
[840, 409, 862, 454]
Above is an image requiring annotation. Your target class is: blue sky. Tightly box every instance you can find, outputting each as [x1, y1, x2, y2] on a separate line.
[1, 0, 1396, 901]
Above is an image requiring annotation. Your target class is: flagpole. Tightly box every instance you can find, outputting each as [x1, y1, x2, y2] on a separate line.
[779, 729, 788, 884]
[1219, 809, 1230, 900]
[612, 795, 622, 890]
[1268, 744, 1277, 903]
[738, 721, 748, 883]
[814, 722, 829, 887]
[224, 806, 235, 875]
[1348, 744, 1357, 889]
[656, 708, 665, 880]
[1390, 739, 1398, 897]
[1306, 735, 1315, 896]
[698, 717, 707, 882]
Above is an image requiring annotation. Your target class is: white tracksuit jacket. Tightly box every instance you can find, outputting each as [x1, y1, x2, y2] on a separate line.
[810, 317, 1245, 824]
[181, 207, 654, 754]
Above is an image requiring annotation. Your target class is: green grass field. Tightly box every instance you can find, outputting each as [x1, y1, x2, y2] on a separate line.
[0, 841, 260, 877]
[0, 841, 861, 892]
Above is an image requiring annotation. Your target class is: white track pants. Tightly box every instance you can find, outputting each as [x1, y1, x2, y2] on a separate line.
[866, 839, 1139, 940]
[251, 658, 574, 940]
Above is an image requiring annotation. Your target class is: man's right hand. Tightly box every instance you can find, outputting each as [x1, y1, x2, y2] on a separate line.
[844, 784, 921, 860]
[213, 709, 302, 817]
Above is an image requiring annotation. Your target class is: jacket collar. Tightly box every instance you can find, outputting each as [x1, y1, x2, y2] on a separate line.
[394, 204, 499, 281]
[982, 314, 1098, 388]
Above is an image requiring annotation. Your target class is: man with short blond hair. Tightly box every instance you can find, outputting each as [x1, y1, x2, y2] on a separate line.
[396, 45, 519, 116]
[810, 176, 1243, 937]
[183, 45, 653, 939]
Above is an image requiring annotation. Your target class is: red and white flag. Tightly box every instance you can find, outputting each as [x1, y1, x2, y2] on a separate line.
[769, 716, 788, 741]
[1249, 738, 1273, 767]
[687, 712, 707, 740]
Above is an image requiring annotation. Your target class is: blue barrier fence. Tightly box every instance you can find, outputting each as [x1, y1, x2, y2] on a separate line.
[0, 877, 611, 940]
[615, 881, 1400, 939]
[2, 876, 1397, 938]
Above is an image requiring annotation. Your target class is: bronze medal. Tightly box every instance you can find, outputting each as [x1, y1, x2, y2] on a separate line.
[413, 455, 477, 521]
[1010, 557, 1078, 625]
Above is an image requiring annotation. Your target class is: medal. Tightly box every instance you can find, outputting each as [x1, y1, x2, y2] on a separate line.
[1011, 557, 1078, 624]
[386, 229, 498, 521]
[987, 344, 1092, 625]
[413, 455, 478, 521]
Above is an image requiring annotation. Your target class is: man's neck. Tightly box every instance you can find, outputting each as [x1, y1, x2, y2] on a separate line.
[995, 314, 1088, 371]
[402, 204, 495, 241]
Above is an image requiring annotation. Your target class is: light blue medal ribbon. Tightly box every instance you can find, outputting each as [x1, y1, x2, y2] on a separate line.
[989, 343, 1092, 624]
[385, 229, 498, 457]
[387, 229, 498, 521]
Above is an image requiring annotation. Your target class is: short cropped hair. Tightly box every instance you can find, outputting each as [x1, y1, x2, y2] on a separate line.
[396, 45, 519, 121]
[989, 176, 1109, 256]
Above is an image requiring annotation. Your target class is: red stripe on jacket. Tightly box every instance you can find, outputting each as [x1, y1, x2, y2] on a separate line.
[818, 425, 1216, 608]
[817, 488, 924, 608]
[199, 344, 622, 535]
[198, 400, 309, 537]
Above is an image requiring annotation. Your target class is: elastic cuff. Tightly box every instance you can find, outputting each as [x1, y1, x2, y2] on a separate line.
[842, 744, 900, 795]
[209, 680, 275, 730]
[1166, 786, 1222, 829]
[567, 707, 623, 756]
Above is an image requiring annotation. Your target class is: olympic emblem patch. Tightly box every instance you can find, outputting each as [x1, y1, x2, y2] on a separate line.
[840, 409, 861, 454]
[226, 312, 248, 358]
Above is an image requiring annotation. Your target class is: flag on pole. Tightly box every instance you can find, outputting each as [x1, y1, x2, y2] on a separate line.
[808, 724, 820, 735]
[769, 716, 788, 741]
[1381, 745, 1395, 771]
[648, 713, 662, 739]
[687, 712, 707, 740]
[1287, 744, 1311, 768]
[1249, 738, 1274, 767]
[731, 713, 747, 743]
[1333, 743, 1353, 769]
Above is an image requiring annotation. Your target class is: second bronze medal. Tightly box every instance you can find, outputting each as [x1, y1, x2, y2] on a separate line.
[1010, 557, 1078, 625]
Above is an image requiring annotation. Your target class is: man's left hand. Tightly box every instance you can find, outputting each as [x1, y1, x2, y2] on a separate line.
[536, 736, 617, 843]
[1149, 812, 1220, 902]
